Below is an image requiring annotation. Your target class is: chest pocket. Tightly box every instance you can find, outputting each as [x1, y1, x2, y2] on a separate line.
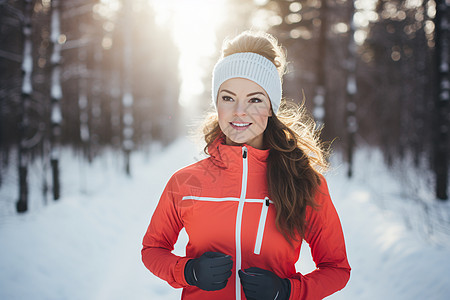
[254, 197, 270, 255]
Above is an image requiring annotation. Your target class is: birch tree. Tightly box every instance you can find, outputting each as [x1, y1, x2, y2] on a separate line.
[121, 2, 134, 175]
[78, 33, 92, 162]
[312, 0, 329, 129]
[16, 0, 33, 213]
[345, 0, 358, 178]
[50, 0, 62, 200]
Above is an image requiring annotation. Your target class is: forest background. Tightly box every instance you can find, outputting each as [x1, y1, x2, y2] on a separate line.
[0, 0, 449, 241]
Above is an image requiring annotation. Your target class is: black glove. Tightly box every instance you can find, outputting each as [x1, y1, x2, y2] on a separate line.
[238, 267, 291, 300]
[184, 251, 233, 291]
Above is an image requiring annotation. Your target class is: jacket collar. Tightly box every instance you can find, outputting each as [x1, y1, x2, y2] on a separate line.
[208, 135, 270, 173]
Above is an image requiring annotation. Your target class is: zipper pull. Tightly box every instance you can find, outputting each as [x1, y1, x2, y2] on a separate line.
[242, 147, 247, 159]
[265, 197, 270, 206]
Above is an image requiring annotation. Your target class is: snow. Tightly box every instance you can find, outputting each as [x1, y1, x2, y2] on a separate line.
[1, 138, 450, 300]
[51, 103, 62, 124]
[313, 106, 325, 120]
[51, 72, 63, 101]
[21, 40, 33, 74]
[21, 74, 32, 95]
[50, 47, 62, 65]
[440, 62, 449, 72]
[346, 75, 357, 95]
[122, 92, 133, 107]
[21, 39, 33, 95]
[80, 124, 90, 142]
[51, 9, 61, 43]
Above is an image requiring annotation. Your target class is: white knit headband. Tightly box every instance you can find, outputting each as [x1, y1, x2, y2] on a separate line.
[212, 52, 282, 114]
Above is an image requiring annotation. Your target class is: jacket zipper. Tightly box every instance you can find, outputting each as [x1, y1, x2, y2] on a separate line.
[254, 197, 270, 255]
[235, 146, 248, 300]
[181, 146, 270, 297]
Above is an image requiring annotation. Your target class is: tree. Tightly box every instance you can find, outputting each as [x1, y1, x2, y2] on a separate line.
[433, 0, 449, 200]
[344, 0, 358, 178]
[312, 0, 329, 130]
[16, 0, 34, 213]
[0, 0, 182, 213]
[120, 2, 133, 175]
[50, 0, 62, 200]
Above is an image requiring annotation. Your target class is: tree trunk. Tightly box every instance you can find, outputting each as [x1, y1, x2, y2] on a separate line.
[434, 0, 449, 200]
[78, 35, 91, 162]
[16, 0, 33, 213]
[0, 89, 3, 188]
[122, 3, 134, 176]
[312, 0, 328, 129]
[50, 0, 62, 200]
[91, 43, 103, 151]
[345, 0, 357, 178]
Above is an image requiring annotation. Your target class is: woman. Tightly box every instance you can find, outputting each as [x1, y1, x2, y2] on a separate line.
[141, 31, 350, 300]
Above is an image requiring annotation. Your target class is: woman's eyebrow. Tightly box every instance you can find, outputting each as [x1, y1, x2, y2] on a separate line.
[247, 92, 266, 97]
[219, 89, 266, 97]
[219, 89, 236, 96]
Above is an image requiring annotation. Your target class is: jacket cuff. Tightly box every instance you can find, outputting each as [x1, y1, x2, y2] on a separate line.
[288, 278, 294, 300]
[174, 257, 192, 287]
[282, 278, 291, 300]
[287, 274, 303, 300]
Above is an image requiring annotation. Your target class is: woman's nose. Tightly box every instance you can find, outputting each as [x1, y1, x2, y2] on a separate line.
[233, 101, 247, 116]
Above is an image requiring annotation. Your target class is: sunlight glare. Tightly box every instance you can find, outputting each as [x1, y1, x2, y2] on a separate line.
[149, 0, 227, 108]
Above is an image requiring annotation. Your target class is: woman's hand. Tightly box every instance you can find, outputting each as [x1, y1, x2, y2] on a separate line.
[238, 267, 291, 300]
[184, 252, 233, 291]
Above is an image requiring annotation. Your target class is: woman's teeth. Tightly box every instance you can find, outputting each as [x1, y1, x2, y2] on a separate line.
[231, 122, 250, 127]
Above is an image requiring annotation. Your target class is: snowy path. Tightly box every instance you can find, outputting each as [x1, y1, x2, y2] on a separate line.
[1, 138, 450, 300]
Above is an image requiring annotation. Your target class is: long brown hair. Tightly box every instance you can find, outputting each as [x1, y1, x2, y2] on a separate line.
[203, 31, 328, 242]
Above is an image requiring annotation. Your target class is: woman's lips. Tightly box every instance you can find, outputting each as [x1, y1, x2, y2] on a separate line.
[229, 122, 252, 130]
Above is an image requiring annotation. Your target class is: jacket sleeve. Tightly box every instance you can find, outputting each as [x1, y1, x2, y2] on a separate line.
[141, 174, 191, 288]
[288, 176, 351, 299]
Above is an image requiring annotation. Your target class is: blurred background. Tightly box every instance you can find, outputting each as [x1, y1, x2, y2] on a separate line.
[1, 0, 449, 210]
[1, 0, 450, 299]
[1, 0, 449, 208]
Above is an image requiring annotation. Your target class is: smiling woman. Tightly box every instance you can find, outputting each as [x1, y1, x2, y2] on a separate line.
[149, 0, 227, 107]
[141, 30, 350, 300]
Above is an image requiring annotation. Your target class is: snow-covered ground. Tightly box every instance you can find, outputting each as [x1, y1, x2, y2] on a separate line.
[1, 138, 450, 300]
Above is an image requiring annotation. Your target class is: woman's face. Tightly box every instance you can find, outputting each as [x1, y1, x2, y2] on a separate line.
[217, 78, 272, 149]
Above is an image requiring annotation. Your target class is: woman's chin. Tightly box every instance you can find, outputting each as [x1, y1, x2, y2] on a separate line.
[226, 137, 245, 146]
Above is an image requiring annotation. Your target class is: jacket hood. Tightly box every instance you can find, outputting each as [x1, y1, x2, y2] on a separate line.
[208, 135, 270, 173]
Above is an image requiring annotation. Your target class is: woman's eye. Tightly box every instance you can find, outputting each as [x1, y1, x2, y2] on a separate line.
[249, 98, 262, 103]
[222, 96, 233, 102]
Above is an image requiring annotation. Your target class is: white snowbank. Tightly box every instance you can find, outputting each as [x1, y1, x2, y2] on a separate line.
[1, 138, 449, 299]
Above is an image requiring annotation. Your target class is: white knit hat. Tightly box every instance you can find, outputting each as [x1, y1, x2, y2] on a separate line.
[212, 52, 282, 114]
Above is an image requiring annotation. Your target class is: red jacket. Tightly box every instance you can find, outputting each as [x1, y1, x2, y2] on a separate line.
[142, 138, 351, 299]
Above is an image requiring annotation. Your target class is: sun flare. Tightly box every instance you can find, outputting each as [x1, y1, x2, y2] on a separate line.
[149, 0, 227, 108]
